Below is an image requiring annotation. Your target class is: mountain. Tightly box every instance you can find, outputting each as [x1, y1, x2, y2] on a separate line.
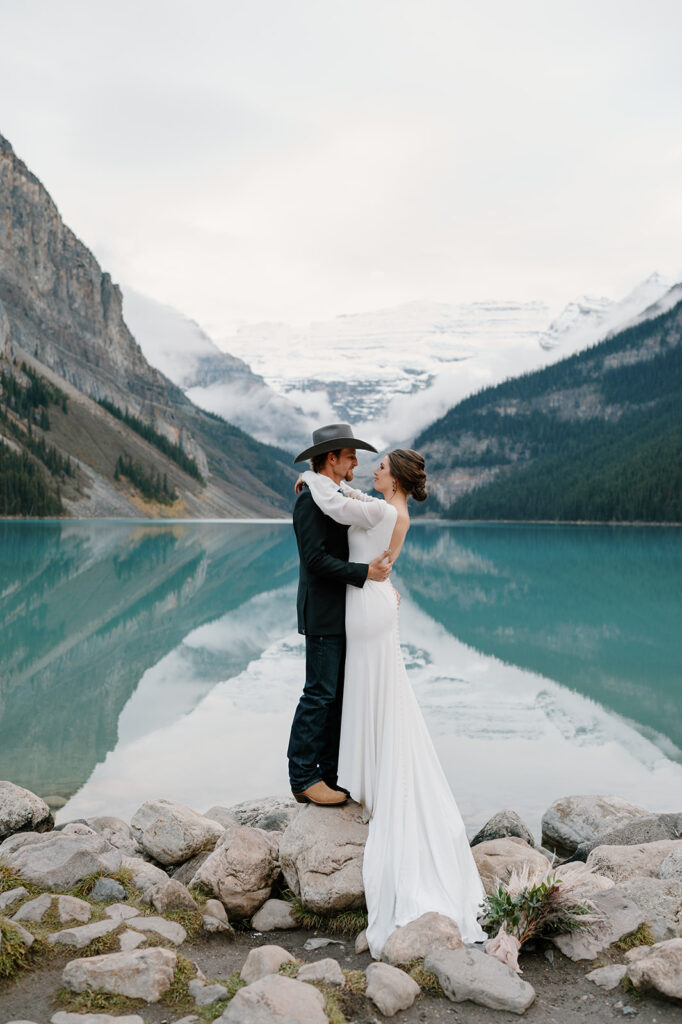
[0, 133, 294, 518]
[415, 295, 682, 522]
[536, 272, 675, 354]
[213, 279, 675, 453]
[121, 287, 311, 452]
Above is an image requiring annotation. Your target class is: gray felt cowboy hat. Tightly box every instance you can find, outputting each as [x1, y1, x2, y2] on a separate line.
[294, 423, 378, 464]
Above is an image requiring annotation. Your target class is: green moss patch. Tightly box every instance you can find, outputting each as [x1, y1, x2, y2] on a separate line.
[614, 923, 655, 952]
[287, 896, 367, 937]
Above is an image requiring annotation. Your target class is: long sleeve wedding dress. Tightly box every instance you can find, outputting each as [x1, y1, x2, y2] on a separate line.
[301, 472, 487, 958]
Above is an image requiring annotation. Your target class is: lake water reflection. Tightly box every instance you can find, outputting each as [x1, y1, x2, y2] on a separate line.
[1, 520, 680, 840]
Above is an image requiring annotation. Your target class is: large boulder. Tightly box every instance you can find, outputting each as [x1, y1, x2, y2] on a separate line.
[471, 837, 550, 895]
[586, 840, 682, 883]
[191, 825, 279, 918]
[611, 877, 682, 941]
[425, 947, 536, 1014]
[0, 827, 120, 890]
[0, 782, 54, 841]
[61, 947, 177, 1002]
[382, 912, 463, 965]
[541, 796, 649, 856]
[552, 888, 644, 961]
[219, 973, 327, 1024]
[627, 938, 682, 1000]
[86, 817, 141, 858]
[130, 799, 223, 866]
[471, 810, 535, 848]
[279, 801, 367, 913]
[208, 797, 299, 833]
[573, 812, 682, 861]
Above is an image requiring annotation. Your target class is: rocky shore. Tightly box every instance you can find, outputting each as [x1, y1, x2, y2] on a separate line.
[0, 781, 680, 1023]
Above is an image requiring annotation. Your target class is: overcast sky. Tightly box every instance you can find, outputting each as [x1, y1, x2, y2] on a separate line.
[1, 0, 681, 335]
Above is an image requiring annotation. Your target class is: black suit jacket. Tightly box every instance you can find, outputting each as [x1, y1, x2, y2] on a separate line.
[293, 487, 368, 636]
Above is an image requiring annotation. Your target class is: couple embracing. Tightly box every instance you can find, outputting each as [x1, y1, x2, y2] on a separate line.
[287, 423, 487, 960]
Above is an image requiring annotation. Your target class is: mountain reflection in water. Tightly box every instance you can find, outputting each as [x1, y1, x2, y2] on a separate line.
[0, 520, 679, 831]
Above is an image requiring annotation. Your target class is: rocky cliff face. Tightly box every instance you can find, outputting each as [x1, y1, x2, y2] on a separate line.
[0, 133, 293, 517]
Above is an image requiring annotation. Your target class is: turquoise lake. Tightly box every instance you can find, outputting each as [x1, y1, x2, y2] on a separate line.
[1, 520, 680, 841]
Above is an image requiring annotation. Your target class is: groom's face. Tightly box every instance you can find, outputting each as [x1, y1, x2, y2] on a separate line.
[332, 448, 358, 482]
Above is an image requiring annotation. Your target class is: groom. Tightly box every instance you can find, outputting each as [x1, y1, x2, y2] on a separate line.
[287, 423, 392, 807]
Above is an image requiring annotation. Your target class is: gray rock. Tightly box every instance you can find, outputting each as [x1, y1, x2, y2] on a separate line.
[120, 855, 170, 897]
[202, 913, 234, 935]
[552, 889, 644, 961]
[188, 978, 229, 1005]
[251, 898, 298, 932]
[552, 861, 615, 898]
[626, 937, 682, 999]
[471, 837, 551, 894]
[611, 876, 682, 941]
[659, 843, 682, 881]
[297, 957, 345, 986]
[127, 915, 187, 945]
[425, 946, 536, 1014]
[86, 817, 142, 858]
[0, 886, 29, 910]
[3, 919, 35, 947]
[119, 930, 146, 951]
[191, 824, 279, 918]
[624, 945, 654, 963]
[0, 828, 120, 890]
[12, 892, 53, 922]
[303, 936, 345, 951]
[151, 878, 197, 913]
[48, 919, 120, 949]
[56, 895, 93, 924]
[52, 1015, 145, 1024]
[104, 903, 140, 922]
[586, 840, 682, 882]
[217, 796, 299, 833]
[471, 810, 536, 848]
[169, 848, 212, 886]
[585, 964, 628, 989]
[240, 944, 297, 984]
[541, 795, 650, 857]
[131, 798, 224, 866]
[382, 912, 463, 965]
[205, 898, 229, 924]
[355, 929, 369, 954]
[91, 877, 128, 902]
[365, 962, 420, 1016]
[279, 801, 367, 914]
[219, 974, 327, 1024]
[61, 947, 177, 1002]
[0, 781, 53, 841]
[573, 812, 682, 861]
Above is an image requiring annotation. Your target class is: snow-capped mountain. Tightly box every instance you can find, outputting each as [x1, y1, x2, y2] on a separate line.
[537, 273, 675, 353]
[123, 274, 680, 455]
[121, 288, 311, 451]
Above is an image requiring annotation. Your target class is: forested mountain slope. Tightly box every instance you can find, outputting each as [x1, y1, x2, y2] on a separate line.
[416, 299, 682, 522]
[0, 133, 293, 517]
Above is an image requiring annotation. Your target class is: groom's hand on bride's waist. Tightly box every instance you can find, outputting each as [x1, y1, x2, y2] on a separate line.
[367, 549, 393, 581]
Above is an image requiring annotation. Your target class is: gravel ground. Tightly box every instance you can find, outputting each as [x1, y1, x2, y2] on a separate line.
[0, 926, 678, 1024]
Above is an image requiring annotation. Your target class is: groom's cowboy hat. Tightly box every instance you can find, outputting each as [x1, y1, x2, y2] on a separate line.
[294, 423, 378, 464]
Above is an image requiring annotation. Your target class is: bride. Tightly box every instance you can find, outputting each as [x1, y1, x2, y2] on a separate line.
[299, 448, 487, 959]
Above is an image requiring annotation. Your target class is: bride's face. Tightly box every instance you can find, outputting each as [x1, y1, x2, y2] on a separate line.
[373, 456, 393, 494]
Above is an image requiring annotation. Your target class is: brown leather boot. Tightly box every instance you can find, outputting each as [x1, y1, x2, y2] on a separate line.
[293, 781, 348, 806]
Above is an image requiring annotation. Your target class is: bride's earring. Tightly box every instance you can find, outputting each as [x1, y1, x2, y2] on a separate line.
[392, 479, 397, 494]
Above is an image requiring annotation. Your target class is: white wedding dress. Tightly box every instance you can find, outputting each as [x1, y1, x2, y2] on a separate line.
[301, 472, 487, 958]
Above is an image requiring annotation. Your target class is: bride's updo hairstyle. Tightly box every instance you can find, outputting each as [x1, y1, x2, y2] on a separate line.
[388, 449, 428, 502]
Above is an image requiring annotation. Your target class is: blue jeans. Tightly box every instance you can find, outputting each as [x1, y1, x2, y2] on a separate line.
[287, 634, 346, 793]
